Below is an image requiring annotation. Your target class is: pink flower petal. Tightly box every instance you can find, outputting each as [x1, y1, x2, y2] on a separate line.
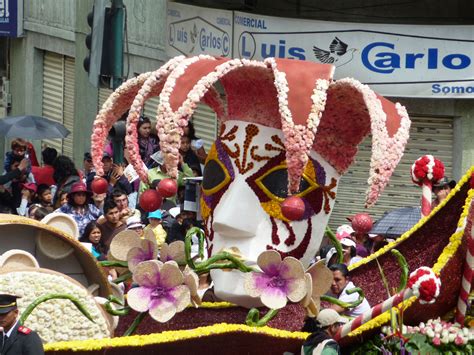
[280, 257, 305, 280]
[127, 286, 152, 312]
[148, 298, 177, 323]
[257, 250, 282, 275]
[160, 261, 184, 288]
[132, 260, 162, 287]
[244, 272, 270, 298]
[260, 286, 288, 309]
[286, 277, 307, 303]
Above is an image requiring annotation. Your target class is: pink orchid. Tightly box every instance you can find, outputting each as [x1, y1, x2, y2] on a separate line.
[159, 241, 186, 264]
[127, 239, 158, 273]
[244, 250, 307, 309]
[127, 260, 190, 323]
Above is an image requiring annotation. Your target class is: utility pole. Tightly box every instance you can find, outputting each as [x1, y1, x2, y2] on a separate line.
[111, 0, 124, 90]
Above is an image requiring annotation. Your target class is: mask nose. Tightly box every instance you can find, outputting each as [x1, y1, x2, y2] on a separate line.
[212, 176, 265, 238]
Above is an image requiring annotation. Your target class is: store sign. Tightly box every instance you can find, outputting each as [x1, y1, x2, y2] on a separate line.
[234, 12, 474, 98]
[0, 0, 23, 37]
[166, 2, 474, 98]
[166, 2, 232, 58]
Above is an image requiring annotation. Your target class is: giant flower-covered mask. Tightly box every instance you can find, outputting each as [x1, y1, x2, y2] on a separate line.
[202, 121, 339, 306]
[91, 56, 411, 308]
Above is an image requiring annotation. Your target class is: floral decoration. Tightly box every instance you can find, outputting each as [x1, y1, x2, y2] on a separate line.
[300, 260, 333, 317]
[160, 240, 186, 263]
[345, 167, 474, 338]
[125, 56, 185, 183]
[244, 250, 307, 309]
[407, 266, 441, 304]
[127, 260, 191, 323]
[0, 271, 111, 343]
[91, 72, 152, 176]
[410, 154, 445, 185]
[127, 238, 158, 273]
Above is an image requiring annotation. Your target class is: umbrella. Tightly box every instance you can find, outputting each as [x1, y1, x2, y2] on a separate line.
[370, 206, 421, 237]
[0, 115, 70, 139]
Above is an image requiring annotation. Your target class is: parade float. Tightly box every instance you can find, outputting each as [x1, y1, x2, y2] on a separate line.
[1, 55, 473, 354]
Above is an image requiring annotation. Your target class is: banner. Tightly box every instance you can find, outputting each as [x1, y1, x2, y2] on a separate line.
[233, 12, 474, 98]
[166, 2, 232, 58]
[0, 0, 23, 37]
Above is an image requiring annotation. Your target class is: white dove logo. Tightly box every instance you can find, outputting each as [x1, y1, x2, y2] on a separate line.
[313, 37, 357, 67]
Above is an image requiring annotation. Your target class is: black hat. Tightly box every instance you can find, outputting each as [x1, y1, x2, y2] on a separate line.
[0, 294, 19, 314]
[84, 152, 92, 161]
[433, 177, 456, 189]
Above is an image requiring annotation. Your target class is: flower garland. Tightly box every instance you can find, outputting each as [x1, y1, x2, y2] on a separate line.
[125, 56, 185, 183]
[44, 323, 309, 352]
[345, 167, 474, 338]
[265, 58, 329, 194]
[156, 57, 268, 179]
[91, 72, 153, 176]
[156, 55, 216, 178]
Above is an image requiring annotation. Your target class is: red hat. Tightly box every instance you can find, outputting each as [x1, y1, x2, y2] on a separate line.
[21, 182, 37, 193]
[68, 182, 92, 197]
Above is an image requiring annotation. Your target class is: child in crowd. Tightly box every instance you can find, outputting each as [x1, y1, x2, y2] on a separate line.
[3, 138, 31, 174]
[126, 215, 144, 238]
[144, 209, 167, 247]
[16, 182, 37, 216]
[35, 184, 54, 210]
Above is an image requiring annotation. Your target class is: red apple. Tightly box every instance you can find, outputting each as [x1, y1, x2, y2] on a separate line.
[139, 189, 163, 212]
[91, 177, 108, 194]
[351, 213, 373, 234]
[157, 178, 178, 198]
[281, 196, 305, 221]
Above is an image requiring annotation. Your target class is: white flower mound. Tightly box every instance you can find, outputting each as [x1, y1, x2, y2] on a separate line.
[0, 271, 111, 343]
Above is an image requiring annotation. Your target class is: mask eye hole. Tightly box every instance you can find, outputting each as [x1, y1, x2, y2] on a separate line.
[202, 159, 230, 195]
[256, 166, 316, 201]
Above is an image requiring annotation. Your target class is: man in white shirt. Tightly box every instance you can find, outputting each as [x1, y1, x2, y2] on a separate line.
[326, 263, 371, 318]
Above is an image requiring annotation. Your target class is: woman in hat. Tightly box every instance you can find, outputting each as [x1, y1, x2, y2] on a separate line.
[432, 177, 456, 209]
[56, 181, 101, 236]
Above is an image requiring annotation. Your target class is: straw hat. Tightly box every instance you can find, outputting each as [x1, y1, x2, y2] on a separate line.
[0, 249, 40, 269]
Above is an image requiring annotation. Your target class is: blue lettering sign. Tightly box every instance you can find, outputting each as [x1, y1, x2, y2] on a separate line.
[363, 42, 472, 74]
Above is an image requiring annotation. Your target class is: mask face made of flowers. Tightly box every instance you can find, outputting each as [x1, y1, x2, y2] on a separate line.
[201, 120, 340, 307]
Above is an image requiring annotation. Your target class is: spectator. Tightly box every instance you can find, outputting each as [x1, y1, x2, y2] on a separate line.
[126, 215, 145, 238]
[79, 221, 107, 260]
[30, 205, 51, 221]
[340, 238, 362, 266]
[139, 151, 193, 201]
[81, 152, 95, 183]
[0, 158, 28, 186]
[16, 182, 37, 216]
[3, 138, 32, 175]
[301, 309, 347, 355]
[326, 263, 371, 317]
[183, 120, 207, 164]
[144, 209, 167, 247]
[35, 184, 53, 210]
[137, 115, 160, 168]
[111, 188, 140, 223]
[432, 177, 456, 209]
[56, 182, 101, 236]
[53, 190, 68, 210]
[179, 135, 201, 176]
[2, 156, 35, 213]
[52, 155, 81, 204]
[86, 153, 132, 195]
[32, 147, 57, 186]
[98, 199, 126, 252]
[92, 192, 107, 212]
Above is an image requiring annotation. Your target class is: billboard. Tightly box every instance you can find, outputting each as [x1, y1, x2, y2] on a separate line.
[166, 2, 232, 58]
[0, 0, 23, 37]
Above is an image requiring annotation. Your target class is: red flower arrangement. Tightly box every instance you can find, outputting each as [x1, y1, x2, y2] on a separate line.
[411, 155, 445, 186]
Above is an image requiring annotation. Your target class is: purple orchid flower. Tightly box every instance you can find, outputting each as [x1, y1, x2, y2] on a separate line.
[127, 239, 158, 273]
[244, 250, 307, 309]
[127, 260, 190, 322]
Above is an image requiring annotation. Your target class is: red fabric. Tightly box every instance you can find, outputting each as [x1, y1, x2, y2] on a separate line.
[31, 165, 55, 186]
[27, 142, 39, 166]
